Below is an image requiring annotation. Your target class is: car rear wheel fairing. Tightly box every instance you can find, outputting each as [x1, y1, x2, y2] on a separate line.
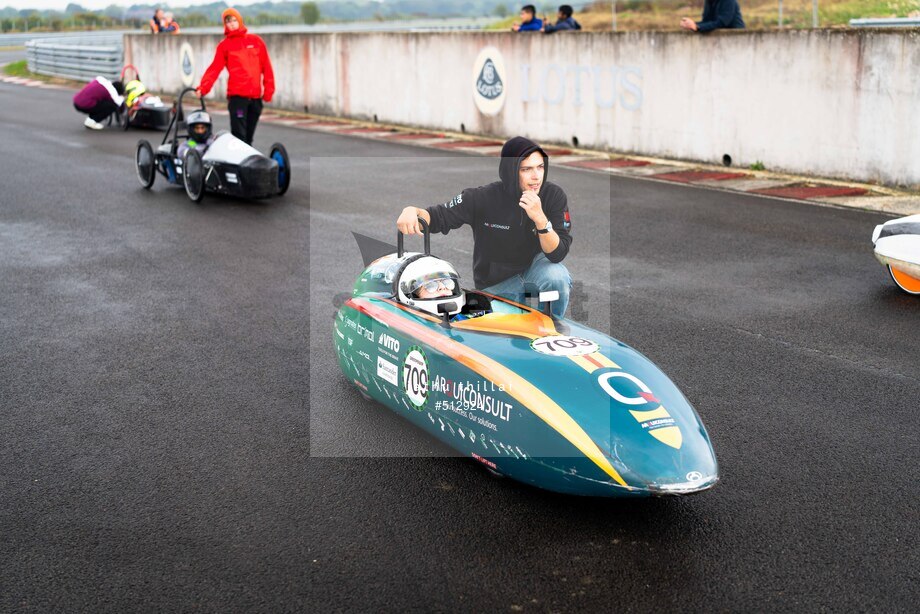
[889, 266, 920, 295]
[135, 140, 155, 189]
[183, 148, 205, 203]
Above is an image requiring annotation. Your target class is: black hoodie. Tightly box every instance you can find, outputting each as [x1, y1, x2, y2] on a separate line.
[425, 136, 573, 288]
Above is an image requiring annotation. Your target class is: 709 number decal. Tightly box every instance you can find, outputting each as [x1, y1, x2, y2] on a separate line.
[530, 335, 600, 357]
[402, 347, 429, 409]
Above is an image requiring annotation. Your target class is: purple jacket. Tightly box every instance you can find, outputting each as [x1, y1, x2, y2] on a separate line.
[73, 78, 122, 110]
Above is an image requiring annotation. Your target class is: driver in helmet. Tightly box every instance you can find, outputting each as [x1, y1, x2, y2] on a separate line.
[177, 110, 216, 159]
[124, 80, 147, 108]
[397, 256, 488, 321]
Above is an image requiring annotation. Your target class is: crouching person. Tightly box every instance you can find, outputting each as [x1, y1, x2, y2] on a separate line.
[73, 76, 124, 130]
[397, 136, 574, 318]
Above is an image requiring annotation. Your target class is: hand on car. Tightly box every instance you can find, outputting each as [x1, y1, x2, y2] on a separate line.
[397, 207, 423, 235]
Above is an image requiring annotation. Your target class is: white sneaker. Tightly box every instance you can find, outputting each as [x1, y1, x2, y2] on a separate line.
[84, 117, 104, 130]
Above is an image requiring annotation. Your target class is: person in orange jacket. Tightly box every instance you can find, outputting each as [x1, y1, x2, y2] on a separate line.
[196, 8, 275, 146]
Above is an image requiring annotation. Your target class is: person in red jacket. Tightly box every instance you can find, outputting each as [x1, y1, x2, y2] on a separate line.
[196, 8, 275, 146]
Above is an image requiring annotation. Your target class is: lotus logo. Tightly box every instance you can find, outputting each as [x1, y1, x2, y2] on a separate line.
[476, 59, 503, 100]
[471, 47, 507, 116]
[179, 42, 195, 87]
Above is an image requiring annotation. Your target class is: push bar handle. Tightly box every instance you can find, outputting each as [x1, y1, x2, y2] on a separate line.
[397, 216, 430, 258]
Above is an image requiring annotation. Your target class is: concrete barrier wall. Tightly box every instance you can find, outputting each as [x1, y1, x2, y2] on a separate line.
[125, 29, 920, 187]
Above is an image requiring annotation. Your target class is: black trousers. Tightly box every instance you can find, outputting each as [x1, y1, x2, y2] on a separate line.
[228, 96, 263, 145]
[74, 99, 118, 122]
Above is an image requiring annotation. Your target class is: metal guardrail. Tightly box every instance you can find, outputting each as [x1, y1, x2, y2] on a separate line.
[25, 35, 123, 81]
[849, 17, 920, 28]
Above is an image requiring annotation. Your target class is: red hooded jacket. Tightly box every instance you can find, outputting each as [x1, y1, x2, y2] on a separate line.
[198, 9, 275, 102]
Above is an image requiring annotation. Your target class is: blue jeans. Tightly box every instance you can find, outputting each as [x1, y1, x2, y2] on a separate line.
[481, 252, 572, 318]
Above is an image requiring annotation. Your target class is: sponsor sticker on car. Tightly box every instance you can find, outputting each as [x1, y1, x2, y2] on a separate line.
[402, 346, 429, 410]
[377, 356, 398, 386]
[530, 335, 600, 357]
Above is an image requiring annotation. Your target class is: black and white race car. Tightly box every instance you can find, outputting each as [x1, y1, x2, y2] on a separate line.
[134, 87, 290, 202]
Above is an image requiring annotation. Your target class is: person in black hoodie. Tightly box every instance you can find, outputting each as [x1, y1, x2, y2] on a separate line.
[396, 136, 573, 317]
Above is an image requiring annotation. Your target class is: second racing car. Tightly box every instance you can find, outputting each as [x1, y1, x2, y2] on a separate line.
[134, 87, 290, 202]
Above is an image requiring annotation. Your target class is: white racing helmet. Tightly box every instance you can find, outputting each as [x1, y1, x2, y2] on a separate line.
[397, 256, 465, 316]
[186, 110, 212, 143]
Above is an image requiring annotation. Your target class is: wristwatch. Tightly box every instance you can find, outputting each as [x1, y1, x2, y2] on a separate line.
[536, 219, 553, 234]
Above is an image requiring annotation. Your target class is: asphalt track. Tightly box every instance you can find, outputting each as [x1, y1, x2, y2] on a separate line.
[0, 49, 26, 65]
[1, 82, 917, 612]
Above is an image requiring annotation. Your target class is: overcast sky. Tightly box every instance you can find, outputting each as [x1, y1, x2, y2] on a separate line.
[5, 1, 267, 10]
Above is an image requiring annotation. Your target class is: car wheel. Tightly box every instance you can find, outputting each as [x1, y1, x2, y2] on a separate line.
[888, 265, 920, 295]
[270, 142, 291, 196]
[135, 140, 156, 189]
[183, 148, 205, 203]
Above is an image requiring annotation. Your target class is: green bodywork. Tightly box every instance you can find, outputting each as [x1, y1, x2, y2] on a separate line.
[335, 255, 719, 497]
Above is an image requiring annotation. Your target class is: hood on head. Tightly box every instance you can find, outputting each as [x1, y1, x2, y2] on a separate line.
[222, 8, 246, 35]
[498, 136, 549, 196]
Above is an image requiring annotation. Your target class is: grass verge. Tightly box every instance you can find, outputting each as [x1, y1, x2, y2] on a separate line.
[3, 59, 72, 84]
[3, 59, 49, 80]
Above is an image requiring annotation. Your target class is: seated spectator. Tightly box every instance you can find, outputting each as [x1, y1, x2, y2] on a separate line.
[543, 4, 582, 33]
[680, 0, 745, 32]
[73, 76, 125, 130]
[150, 8, 165, 33]
[162, 12, 181, 34]
[512, 5, 543, 32]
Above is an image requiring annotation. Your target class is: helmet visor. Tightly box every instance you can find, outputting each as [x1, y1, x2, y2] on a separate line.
[420, 278, 456, 293]
[406, 272, 460, 298]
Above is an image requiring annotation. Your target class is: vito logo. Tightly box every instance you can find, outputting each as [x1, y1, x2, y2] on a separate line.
[378, 333, 400, 353]
[472, 47, 507, 116]
[597, 371, 659, 406]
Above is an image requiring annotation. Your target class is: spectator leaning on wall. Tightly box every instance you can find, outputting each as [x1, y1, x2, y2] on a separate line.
[680, 0, 745, 32]
[161, 12, 181, 34]
[542, 4, 581, 33]
[149, 8, 165, 33]
[512, 5, 543, 32]
[196, 8, 275, 146]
